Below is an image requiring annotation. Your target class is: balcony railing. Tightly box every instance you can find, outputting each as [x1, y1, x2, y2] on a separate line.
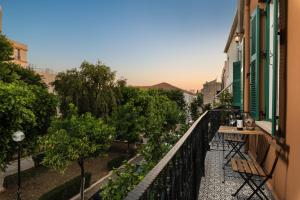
[124, 109, 232, 200]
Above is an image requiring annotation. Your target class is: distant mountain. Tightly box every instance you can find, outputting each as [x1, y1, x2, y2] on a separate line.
[135, 82, 195, 96]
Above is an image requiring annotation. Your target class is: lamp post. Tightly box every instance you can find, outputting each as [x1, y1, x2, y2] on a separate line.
[12, 131, 25, 200]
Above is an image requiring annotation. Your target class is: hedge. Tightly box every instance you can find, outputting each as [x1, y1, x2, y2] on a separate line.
[107, 155, 128, 170]
[39, 172, 92, 200]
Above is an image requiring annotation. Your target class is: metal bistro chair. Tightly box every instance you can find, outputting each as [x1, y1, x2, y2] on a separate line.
[231, 138, 283, 200]
[223, 133, 247, 168]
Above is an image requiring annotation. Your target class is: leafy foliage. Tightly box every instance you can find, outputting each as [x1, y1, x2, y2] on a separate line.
[101, 89, 187, 199]
[0, 34, 14, 62]
[40, 104, 115, 172]
[0, 82, 36, 170]
[213, 89, 233, 108]
[151, 89, 186, 111]
[0, 38, 57, 170]
[52, 61, 122, 119]
[40, 104, 115, 199]
[101, 163, 153, 200]
[110, 101, 143, 151]
[190, 93, 204, 121]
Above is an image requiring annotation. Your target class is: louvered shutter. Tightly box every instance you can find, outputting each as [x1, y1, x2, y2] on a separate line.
[233, 61, 241, 108]
[250, 7, 260, 120]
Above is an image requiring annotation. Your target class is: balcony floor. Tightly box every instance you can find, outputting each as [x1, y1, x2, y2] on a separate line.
[198, 146, 274, 200]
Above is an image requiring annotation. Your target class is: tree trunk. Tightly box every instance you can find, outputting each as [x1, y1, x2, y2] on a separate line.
[78, 158, 85, 200]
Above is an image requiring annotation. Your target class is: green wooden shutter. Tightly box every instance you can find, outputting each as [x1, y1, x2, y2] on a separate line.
[233, 61, 241, 108]
[250, 7, 260, 120]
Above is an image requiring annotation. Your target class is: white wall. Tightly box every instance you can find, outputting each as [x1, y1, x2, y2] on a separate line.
[183, 93, 196, 105]
[225, 27, 239, 93]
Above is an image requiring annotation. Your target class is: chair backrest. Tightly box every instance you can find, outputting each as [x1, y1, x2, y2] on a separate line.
[263, 138, 284, 177]
[256, 135, 271, 166]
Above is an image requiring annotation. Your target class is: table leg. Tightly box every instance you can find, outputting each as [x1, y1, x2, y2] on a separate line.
[222, 133, 225, 183]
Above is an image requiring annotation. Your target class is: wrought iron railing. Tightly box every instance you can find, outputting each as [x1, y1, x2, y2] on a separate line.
[124, 109, 232, 200]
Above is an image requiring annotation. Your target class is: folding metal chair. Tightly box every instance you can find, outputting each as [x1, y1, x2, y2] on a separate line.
[223, 133, 247, 168]
[231, 139, 283, 200]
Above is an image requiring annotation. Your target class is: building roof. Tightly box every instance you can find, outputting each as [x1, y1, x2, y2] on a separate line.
[224, 11, 238, 53]
[135, 82, 195, 96]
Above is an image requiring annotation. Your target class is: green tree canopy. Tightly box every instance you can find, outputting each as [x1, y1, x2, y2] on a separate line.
[52, 61, 123, 119]
[190, 93, 204, 121]
[0, 82, 36, 170]
[40, 104, 115, 199]
[110, 101, 143, 153]
[0, 34, 13, 62]
[0, 36, 57, 170]
[150, 89, 186, 111]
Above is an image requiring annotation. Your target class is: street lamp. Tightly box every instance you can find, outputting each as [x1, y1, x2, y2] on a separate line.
[12, 131, 25, 200]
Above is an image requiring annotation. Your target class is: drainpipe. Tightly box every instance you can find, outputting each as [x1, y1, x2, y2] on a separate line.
[244, 0, 250, 113]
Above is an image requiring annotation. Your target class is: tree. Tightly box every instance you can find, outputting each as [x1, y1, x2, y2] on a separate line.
[142, 92, 182, 163]
[152, 89, 186, 111]
[190, 93, 204, 121]
[0, 36, 57, 170]
[0, 82, 36, 170]
[52, 61, 122, 119]
[110, 101, 143, 154]
[0, 34, 13, 62]
[218, 89, 233, 108]
[39, 104, 115, 200]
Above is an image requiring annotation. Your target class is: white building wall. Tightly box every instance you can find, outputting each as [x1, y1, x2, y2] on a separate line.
[183, 93, 196, 105]
[225, 27, 239, 93]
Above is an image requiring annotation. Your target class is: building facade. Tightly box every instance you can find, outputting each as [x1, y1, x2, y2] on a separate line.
[201, 79, 221, 105]
[223, 11, 239, 92]
[226, 0, 300, 199]
[10, 40, 28, 67]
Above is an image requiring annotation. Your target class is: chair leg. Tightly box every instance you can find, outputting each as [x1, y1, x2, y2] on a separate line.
[225, 141, 237, 159]
[224, 142, 245, 167]
[233, 173, 264, 200]
[247, 177, 270, 200]
[242, 174, 264, 200]
[232, 173, 251, 197]
[248, 177, 269, 199]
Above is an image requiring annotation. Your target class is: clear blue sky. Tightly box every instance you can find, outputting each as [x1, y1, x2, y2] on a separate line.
[1, 0, 236, 90]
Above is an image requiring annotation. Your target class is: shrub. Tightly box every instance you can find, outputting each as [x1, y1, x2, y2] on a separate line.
[39, 172, 92, 200]
[107, 155, 128, 170]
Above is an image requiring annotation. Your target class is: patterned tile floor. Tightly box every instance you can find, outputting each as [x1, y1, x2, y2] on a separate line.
[198, 141, 273, 200]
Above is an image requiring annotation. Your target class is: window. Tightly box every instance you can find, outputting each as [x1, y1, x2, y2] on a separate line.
[17, 49, 21, 60]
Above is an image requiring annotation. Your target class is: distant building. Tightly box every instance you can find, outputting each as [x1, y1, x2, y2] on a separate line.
[11, 40, 28, 67]
[136, 82, 196, 105]
[0, 6, 28, 67]
[221, 60, 229, 89]
[0, 6, 55, 92]
[31, 67, 56, 93]
[201, 79, 221, 105]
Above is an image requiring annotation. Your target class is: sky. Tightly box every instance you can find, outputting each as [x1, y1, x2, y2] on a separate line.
[0, 0, 236, 91]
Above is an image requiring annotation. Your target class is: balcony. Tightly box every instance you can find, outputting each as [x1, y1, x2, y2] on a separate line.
[124, 109, 274, 200]
[198, 146, 273, 200]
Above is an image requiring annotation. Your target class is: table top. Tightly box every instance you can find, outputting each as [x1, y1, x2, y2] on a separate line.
[218, 126, 263, 135]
